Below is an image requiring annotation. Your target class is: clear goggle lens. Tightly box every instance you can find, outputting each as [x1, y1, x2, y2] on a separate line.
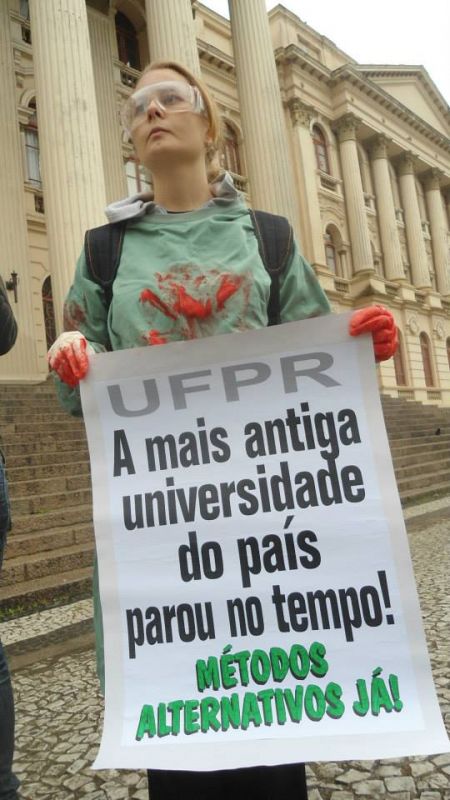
[121, 81, 205, 133]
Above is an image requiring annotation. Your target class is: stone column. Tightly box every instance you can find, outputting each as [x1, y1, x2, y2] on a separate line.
[228, 0, 300, 239]
[88, 7, 127, 204]
[29, 0, 107, 333]
[370, 135, 404, 281]
[397, 153, 430, 289]
[288, 99, 325, 266]
[145, 0, 200, 75]
[0, 0, 39, 380]
[335, 115, 373, 274]
[424, 170, 450, 297]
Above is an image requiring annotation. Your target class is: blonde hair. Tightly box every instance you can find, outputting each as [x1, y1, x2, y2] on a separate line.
[138, 60, 223, 183]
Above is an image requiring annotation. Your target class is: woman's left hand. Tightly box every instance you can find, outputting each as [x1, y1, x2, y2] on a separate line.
[349, 305, 398, 362]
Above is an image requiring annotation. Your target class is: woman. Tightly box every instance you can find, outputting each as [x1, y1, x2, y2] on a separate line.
[48, 61, 397, 800]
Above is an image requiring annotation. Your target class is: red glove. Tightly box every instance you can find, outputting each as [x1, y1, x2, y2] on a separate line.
[349, 305, 398, 362]
[47, 331, 93, 387]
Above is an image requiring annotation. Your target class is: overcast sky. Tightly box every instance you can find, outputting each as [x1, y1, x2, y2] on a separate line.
[201, 0, 450, 106]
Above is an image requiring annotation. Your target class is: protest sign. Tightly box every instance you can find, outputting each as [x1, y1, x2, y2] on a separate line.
[80, 313, 449, 770]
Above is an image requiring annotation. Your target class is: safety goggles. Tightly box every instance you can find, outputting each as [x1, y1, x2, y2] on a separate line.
[121, 80, 206, 134]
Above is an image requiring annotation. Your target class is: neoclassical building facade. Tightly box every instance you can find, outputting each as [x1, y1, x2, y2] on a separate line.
[1, 0, 450, 405]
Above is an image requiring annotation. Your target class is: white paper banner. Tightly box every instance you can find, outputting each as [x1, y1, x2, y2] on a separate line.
[80, 313, 449, 770]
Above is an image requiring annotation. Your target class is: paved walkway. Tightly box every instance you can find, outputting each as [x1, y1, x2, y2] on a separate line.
[5, 499, 450, 799]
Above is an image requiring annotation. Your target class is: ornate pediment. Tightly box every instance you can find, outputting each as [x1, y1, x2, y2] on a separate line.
[355, 66, 450, 137]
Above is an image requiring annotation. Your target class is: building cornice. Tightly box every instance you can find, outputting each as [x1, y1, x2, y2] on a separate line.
[197, 39, 235, 75]
[355, 65, 450, 124]
[276, 45, 450, 155]
[330, 65, 450, 155]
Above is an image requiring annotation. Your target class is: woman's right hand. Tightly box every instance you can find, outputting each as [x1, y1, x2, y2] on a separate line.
[47, 331, 94, 388]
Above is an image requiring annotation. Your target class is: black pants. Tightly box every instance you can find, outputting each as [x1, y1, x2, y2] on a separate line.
[147, 763, 307, 800]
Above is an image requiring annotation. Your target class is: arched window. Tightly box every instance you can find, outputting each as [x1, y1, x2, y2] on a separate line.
[419, 332, 434, 387]
[446, 336, 450, 370]
[312, 125, 330, 174]
[324, 225, 343, 276]
[393, 328, 407, 386]
[222, 122, 242, 176]
[115, 11, 141, 70]
[23, 99, 41, 188]
[324, 233, 337, 273]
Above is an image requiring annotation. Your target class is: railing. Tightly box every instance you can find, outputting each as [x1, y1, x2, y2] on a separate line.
[118, 64, 140, 89]
[334, 278, 349, 294]
[427, 390, 441, 401]
[397, 388, 415, 401]
[385, 282, 399, 297]
[319, 172, 339, 193]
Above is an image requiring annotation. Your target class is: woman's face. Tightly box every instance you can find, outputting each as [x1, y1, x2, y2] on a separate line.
[130, 68, 210, 174]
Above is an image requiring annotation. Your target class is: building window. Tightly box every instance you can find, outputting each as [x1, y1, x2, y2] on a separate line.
[115, 12, 141, 70]
[419, 332, 434, 387]
[312, 125, 330, 174]
[23, 100, 42, 188]
[125, 158, 151, 195]
[393, 328, 407, 386]
[222, 122, 242, 176]
[20, 0, 29, 19]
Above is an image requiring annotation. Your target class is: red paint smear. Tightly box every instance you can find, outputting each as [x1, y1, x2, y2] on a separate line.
[216, 275, 242, 310]
[140, 288, 177, 321]
[172, 284, 212, 319]
[147, 330, 168, 345]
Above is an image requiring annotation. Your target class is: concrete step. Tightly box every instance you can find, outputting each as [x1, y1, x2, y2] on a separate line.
[396, 469, 450, 493]
[392, 456, 450, 480]
[2, 429, 86, 444]
[10, 487, 92, 516]
[8, 473, 91, 499]
[400, 479, 450, 505]
[0, 541, 94, 587]
[11, 503, 93, 535]
[0, 421, 85, 436]
[5, 522, 93, 559]
[6, 460, 90, 483]
[4, 447, 89, 469]
[4, 437, 88, 457]
[0, 567, 93, 618]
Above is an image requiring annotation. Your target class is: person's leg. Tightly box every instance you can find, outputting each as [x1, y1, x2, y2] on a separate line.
[0, 641, 20, 800]
[147, 763, 308, 800]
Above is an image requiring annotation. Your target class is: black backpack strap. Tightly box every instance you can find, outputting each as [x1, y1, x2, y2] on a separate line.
[84, 221, 127, 309]
[249, 209, 294, 326]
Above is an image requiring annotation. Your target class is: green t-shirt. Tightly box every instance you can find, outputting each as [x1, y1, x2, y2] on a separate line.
[56, 198, 330, 415]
